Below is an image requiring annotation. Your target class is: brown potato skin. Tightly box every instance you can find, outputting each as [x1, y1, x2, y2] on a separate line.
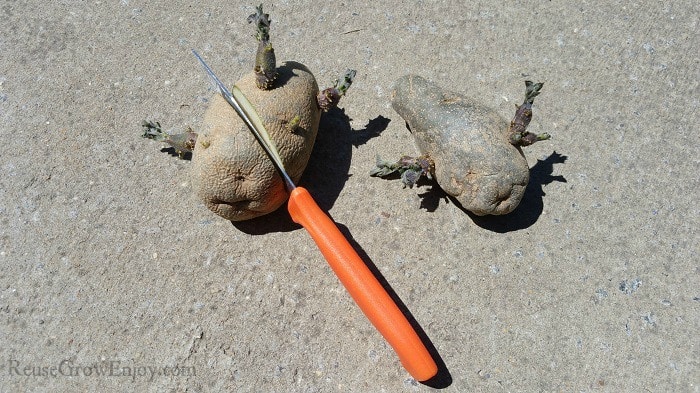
[391, 75, 529, 216]
[192, 62, 321, 221]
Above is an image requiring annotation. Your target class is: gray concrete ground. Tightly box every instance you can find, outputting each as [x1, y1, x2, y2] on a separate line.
[1, 1, 698, 392]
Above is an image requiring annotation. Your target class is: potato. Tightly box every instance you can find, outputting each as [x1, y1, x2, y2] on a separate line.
[141, 5, 354, 221]
[191, 63, 321, 221]
[384, 75, 549, 216]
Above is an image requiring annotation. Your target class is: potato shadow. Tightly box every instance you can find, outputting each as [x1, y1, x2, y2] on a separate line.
[231, 109, 389, 234]
[301, 109, 390, 210]
[159, 147, 192, 160]
[416, 151, 567, 232]
[273, 61, 308, 89]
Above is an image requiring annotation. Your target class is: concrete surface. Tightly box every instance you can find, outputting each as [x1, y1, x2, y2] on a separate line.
[1, 1, 698, 392]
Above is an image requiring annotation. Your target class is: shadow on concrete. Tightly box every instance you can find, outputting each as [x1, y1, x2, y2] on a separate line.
[300, 109, 389, 211]
[159, 147, 192, 160]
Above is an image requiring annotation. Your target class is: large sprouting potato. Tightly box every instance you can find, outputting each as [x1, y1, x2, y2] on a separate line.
[378, 75, 549, 216]
[137, 5, 355, 221]
[142, 5, 355, 221]
[191, 63, 321, 221]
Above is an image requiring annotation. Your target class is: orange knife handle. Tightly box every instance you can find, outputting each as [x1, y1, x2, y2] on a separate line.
[287, 187, 438, 381]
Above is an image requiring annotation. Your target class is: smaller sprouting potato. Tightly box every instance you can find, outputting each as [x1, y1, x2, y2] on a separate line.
[391, 75, 544, 216]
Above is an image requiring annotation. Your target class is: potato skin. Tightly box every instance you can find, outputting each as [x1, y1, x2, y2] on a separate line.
[391, 75, 529, 216]
[192, 62, 321, 221]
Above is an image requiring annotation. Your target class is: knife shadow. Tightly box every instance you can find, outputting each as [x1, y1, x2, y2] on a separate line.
[334, 221, 452, 388]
